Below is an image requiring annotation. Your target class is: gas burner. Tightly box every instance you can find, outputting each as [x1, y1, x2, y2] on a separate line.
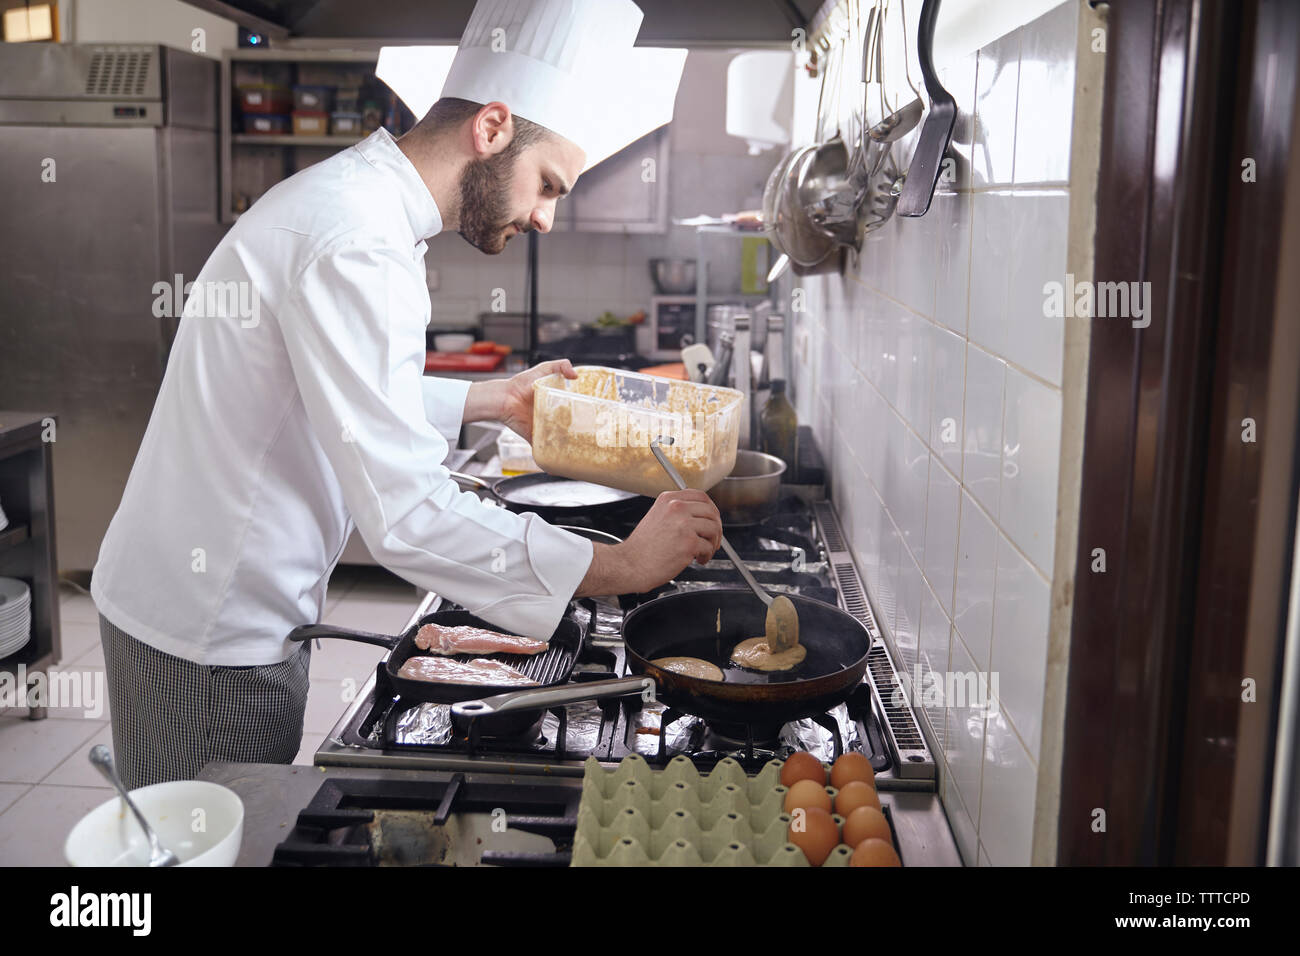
[271, 775, 581, 867]
[318, 480, 908, 787]
[687, 748, 789, 774]
[704, 718, 784, 750]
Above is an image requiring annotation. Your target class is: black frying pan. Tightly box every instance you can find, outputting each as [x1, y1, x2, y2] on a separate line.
[450, 589, 871, 727]
[492, 473, 650, 524]
[288, 610, 582, 705]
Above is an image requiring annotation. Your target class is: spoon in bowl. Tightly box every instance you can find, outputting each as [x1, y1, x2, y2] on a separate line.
[88, 745, 179, 867]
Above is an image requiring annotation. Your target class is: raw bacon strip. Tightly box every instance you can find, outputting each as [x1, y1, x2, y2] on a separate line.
[414, 623, 548, 656]
[397, 655, 539, 686]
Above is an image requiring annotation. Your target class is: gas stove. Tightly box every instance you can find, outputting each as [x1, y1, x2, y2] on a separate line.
[315, 495, 936, 792]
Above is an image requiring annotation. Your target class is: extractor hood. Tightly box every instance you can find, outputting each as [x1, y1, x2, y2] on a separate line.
[180, 0, 820, 45]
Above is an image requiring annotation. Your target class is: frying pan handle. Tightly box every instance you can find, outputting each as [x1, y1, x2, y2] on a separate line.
[450, 676, 653, 719]
[449, 471, 495, 496]
[287, 624, 398, 649]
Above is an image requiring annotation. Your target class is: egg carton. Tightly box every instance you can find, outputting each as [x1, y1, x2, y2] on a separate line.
[570, 754, 866, 866]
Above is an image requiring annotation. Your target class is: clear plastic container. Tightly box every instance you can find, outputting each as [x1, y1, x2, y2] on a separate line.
[531, 366, 743, 497]
[496, 427, 540, 476]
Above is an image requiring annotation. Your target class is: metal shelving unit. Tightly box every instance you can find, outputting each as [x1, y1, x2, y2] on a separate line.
[0, 412, 60, 720]
[220, 48, 383, 222]
[687, 224, 774, 346]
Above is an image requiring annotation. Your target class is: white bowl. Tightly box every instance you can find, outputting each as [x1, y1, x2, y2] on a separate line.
[434, 333, 475, 352]
[65, 780, 244, 867]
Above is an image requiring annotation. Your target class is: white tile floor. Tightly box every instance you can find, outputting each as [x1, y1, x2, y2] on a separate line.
[0, 566, 420, 866]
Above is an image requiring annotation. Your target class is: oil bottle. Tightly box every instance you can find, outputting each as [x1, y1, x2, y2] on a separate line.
[760, 379, 798, 479]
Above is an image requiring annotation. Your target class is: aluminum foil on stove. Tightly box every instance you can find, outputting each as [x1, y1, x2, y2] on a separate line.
[780, 702, 861, 762]
[393, 702, 455, 745]
[541, 698, 604, 753]
[387, 697, 606, 753]
[629, 701, 704, 756]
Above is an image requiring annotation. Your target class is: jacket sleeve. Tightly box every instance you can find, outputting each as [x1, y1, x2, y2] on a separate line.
[276, 235, 594, 639]
[421, 376, 471, 444]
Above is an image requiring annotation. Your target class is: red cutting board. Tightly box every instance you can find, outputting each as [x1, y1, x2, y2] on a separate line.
[424, 351, 504, 372]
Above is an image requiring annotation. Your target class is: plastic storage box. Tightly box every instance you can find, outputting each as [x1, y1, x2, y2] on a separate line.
[530, 366, 742, 498]
[496, 428, 540, 475]
[238, 84, 291, 114]
[335, 87, 362, 112]
[292, 85, 335, 111]
[330, 111, 362, 136]
[291, 111, 329, 136]
[244, 114, 289, 135]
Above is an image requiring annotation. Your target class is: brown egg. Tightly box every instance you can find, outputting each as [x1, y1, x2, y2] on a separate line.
[783, 778, 833, 815]
[835, 780, 882, 817]
[780, 751, 826, 788]
[830, 752, 875, 790]
[788, 806, 840, 866]
[850, 837, 901, 867]
[842, 805, 892, 848]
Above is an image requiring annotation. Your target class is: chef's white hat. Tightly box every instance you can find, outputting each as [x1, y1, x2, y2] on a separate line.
[377, 0, 687, 172]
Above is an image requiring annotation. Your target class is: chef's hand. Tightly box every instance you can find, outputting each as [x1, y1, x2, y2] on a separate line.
[463, 360, 577, 442]
[577, 491, 722, 596]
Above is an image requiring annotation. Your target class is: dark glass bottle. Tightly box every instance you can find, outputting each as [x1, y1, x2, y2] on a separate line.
[761, 379, 798, 479]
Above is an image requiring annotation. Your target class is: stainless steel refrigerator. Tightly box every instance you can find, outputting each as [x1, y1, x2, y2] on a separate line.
[0, 43, 225, 571]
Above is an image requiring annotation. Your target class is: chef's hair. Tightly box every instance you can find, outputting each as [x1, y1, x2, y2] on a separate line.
[414, 97, 553, 158]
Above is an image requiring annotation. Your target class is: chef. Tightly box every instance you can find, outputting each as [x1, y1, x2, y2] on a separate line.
[92, 0, 716, 790]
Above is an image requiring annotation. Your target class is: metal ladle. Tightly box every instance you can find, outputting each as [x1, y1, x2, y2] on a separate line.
[650, 437, 800, 653]
[88, 745, 180, 867]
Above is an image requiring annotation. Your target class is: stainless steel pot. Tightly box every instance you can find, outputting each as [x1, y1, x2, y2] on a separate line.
[706, 450, 787, 526]
[706, 304, 750, 355]
[649, 258, 697, 294]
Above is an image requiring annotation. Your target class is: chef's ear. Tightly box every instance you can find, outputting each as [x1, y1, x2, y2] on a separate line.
[470, 101, 515, 158]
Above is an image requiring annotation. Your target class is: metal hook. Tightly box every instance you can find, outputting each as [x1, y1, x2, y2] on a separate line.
[899, 0, 925, 106]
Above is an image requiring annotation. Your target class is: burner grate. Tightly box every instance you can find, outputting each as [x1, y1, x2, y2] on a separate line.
[271, 775, 581, 867]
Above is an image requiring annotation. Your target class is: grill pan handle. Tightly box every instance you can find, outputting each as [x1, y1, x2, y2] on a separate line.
[286, 624, 399, 649]
[450, 676, 653, 719]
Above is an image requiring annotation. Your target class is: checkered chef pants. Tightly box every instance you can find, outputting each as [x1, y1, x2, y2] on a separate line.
[99, 614, 312, 791]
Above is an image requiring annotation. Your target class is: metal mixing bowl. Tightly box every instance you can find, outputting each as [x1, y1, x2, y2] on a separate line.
[649, 258, 697, 294]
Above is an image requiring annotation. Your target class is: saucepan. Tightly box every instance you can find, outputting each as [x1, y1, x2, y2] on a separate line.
[707, 450, 787, 526]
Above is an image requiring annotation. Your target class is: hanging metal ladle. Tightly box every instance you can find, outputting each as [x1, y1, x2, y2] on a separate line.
[802, 2, 923, 236]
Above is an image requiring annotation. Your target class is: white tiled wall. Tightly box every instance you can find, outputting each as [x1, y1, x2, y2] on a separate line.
[788, 0, 1080, 865]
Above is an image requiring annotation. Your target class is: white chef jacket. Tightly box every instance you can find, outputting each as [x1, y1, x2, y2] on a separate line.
[92, 129, 594, 666]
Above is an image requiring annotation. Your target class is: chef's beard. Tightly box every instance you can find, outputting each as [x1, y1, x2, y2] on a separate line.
[457, 151, 525, 254]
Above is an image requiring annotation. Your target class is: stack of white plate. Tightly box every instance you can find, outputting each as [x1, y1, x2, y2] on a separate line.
[0, 577, 32, 659]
